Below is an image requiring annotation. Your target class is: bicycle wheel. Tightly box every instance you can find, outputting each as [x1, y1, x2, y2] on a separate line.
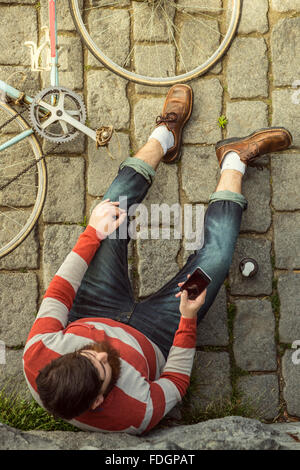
[69, 0, 241, 86]
[0, 102, 47, 259]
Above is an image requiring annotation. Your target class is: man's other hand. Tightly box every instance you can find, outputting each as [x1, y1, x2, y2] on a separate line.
[175, 275, 207, 319]
[89, 199, 127, 240]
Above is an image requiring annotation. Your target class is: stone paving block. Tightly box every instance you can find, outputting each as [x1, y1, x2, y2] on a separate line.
[274, 212, 300, 269]
[197, 286, 229, 347]
[133, 97, 165, 150]
[136, 229, 180, 298]
[282, 350, 300, 417]
[229, 238, 273, 296]
[41, 36, 83, 90]
[42, 131, 85, 155]
[142, 164, 179, 219]
[87, 7, 130, 68]
[183, 79, 223, 145]
[240, 166, 272, 234]
[227, 38, 268, 99]
[0, 273, 38, 347]
[0, 349, 32, 401]
[88, 133, 130, 197]
[271, 153, 300, 211]
[236, 0, 269, 34]
[233, 299, 277, 371]
[41, 0, 83, 31]
[43, 156, 85, 223]
[226, 101, 269, 139]
[271, 0, 300, 11]
[181, 146, 219, 203]
[237, 374, 280, 421]
[271, 18, 300, 87]
[278, 273, 300, 344]
[133, 2, 175, 42]
[0, 6, 38, 66]
[43, 225, 84, 288]
[272, 89, 300, 148]
[190, 352, 232, 410]
[0, 66, 40, 98]
[87, 70, 130, 131]
[0, 225, 38, 270]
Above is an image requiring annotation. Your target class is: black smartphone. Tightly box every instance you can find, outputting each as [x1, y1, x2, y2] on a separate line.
[180, 267, 212, 300]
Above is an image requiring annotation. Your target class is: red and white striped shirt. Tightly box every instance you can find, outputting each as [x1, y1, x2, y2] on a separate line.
[23, 225, 197, 435]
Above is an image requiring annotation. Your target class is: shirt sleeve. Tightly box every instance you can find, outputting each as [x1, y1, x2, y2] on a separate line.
[25, 225, 101, 342]
[142, 316, 197, 434]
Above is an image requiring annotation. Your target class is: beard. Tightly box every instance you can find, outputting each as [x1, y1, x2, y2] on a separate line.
[77, 340, 121, 396]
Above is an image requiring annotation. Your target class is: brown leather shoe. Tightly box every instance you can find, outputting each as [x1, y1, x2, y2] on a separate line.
[215, 127, 293, 168]
[155, 84, 193, 163]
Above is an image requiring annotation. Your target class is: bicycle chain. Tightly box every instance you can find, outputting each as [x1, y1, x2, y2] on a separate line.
[0, 105, 60, 191]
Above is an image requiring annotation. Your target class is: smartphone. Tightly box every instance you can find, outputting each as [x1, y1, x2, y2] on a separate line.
[180, 267, 212, 300]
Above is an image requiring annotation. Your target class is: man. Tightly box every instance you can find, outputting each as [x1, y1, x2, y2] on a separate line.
[23, 85, 292, 435]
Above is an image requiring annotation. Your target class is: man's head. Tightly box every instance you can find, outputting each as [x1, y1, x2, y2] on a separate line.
[36, 341, 121, 420]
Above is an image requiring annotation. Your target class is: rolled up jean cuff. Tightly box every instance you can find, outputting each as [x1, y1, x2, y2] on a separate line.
[209, 190, 248, 211]
[119, 157, 156, 185]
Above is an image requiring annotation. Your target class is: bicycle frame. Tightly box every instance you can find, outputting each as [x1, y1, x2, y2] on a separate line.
[0, 0, 97, 152]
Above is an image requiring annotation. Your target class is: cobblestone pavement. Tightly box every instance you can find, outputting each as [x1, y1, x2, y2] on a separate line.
[0, 0, 300, 426]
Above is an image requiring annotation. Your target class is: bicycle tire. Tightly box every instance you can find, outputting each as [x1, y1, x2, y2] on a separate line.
[0, 102, 47, 260]
[69, 0, 242, 86]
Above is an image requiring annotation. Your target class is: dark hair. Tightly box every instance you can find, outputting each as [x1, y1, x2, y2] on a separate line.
[36, 352, 103, 420]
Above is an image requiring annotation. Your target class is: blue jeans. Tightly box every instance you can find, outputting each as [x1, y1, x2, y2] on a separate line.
[68, 158, 247, 359]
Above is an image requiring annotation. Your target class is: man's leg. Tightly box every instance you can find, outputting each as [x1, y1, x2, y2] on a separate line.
[129, 170, 246, 358]
[69, 84, 193, 324]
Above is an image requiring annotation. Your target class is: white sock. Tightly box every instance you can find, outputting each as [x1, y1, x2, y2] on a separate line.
[148, 125, 175, 155]
[221, 151, 246, 175]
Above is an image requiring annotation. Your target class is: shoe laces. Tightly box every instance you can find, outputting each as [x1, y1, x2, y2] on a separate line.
[156, 112, 178, 125]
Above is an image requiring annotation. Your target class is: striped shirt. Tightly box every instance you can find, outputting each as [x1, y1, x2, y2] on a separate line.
[23, 225, 197, 435]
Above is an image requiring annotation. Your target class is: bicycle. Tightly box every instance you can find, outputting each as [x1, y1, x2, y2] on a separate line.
[0, 0, 242, 259]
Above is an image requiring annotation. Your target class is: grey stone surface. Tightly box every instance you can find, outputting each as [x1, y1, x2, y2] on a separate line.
[227, 38, 268, 99]
[0, 6, 37, 66]
[0, 273, 38, 347]
[136, 229, 180, 298]
[41, 36, 83, 90]
[181, 146, 219, 203]
[133, 97, 165, 150]
[43, 156, 85, 223]
[237, 374, 280, 421]
[271, 153, 300, 210]
[274, 212, 300, 269]
[237, 0, 269, 33]
[0, 226, 38, 270]
[282, 350, 300, 417]
[241, 166, 272, 233]
[271, 0, 300, 12]
[43, 225, 84, 288]
[278, 273, 300, 343]
[87, 70, 130, 131]
[189, 352, 232, 410]
[0, 349, 32, 401]
[197, 286, 229, 347]
[87, 133, 130, 197]
[233, 299, 277, 371]
[0, 65, 40, 98]
[272, 89, 300, 147]
[226, 101, 269, 138]
[271, 18, 300, 87]
[1, 416, 300, 450]
[184, 79, 223, 144]
[142, 164, 180, 217]
[229, 238, 273, 296]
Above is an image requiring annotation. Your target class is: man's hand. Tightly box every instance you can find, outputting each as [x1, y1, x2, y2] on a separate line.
[175, 274, 207, 319]
[89, 199, 127, 240]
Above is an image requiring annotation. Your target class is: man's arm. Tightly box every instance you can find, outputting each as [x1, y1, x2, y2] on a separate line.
[142, 285, 207, 434]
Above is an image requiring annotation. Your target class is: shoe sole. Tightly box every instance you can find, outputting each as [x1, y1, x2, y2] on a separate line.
[215, 127, 293, 152]
[162, 84, 194, 164]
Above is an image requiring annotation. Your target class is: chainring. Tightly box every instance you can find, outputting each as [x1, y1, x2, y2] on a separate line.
[29, 86, 87, 143]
